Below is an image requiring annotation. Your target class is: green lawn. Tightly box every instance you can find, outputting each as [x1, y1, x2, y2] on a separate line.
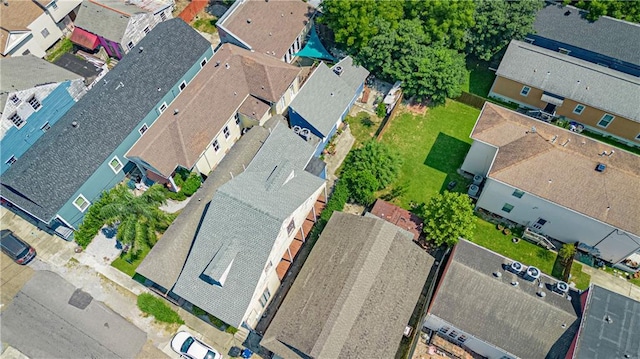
[378, 100, 480, 208]
[345, 111, 383, 148]
[193, 17, 217, 34]
[462, 59, 496, 98]
[111, 246, 151, 277]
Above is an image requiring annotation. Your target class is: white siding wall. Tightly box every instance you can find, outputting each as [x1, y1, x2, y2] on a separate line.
[476, 178, 640, 263]
[194, 116, 242, 175]
[461, 140, 497, 176]
[121, 13, 159, 54]
[423, 315, 516, 359]
[46, 0, 82, 23]
[27, 12, 62, 55]
[241, 183, 326, 328]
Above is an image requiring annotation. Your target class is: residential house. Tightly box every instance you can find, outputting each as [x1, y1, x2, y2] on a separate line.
[0, 19, 213, 238]
[136, 118, 282, 301]
[261, 211, 433, 359]
[1, 55, 86, 175]
[489, 40, 640, 146]
[422, 239, 581, 359]
[530, 3, 640, 77]
[71, 0, 173, 59]
[126, 43, 302, 183]
[461, 103, 640, 270]
[288, 57, 369, 156]
[369, 199, 424, 241]
[571, 285, 640, 359]
[0, 0, 80, 58]
[169, 123, 326, 330]
[216, 0, 315, 63]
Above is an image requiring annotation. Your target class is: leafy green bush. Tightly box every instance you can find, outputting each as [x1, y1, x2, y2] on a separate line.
[225, 326, 239, 334]
[376, 102, 387, 118]
[74, 191, 110, 248]
[192, 305, 207, 317]
[207, 314, 225, 328]
[181, 173, 202, 196]
[137, 293, 184, 324]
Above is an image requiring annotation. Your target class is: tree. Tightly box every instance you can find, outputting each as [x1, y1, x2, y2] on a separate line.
[344, 140, 401, 189]
[319, 0, 404, 50]
[421, 191, 476, 247]
[558, 243, 577, 265]
[341, 167, 379, 205]
[359, 19, 467, 105]
[467, 0, 543, 61]
[404, 0, 476, 51]
[98, 184, 175, 258]
[569, 0, 640, 22]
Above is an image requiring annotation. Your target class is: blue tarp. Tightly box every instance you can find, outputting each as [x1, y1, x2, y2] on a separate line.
[294, 27, 336, 62]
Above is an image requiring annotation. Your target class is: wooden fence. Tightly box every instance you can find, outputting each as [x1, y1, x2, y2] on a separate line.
[375, 91, 404, 140]
[454, 91, 486, 109]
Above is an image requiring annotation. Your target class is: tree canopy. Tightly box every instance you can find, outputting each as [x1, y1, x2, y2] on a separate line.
[567, 0, 640, 23]
[341, 140, 401, 205]
[421, 191, 476, 247]
[467, 0, 543, 61]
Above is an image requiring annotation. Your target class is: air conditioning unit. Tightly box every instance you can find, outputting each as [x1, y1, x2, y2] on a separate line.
[293, 125, 302, 134]
[509, 261, 523, 274]
[333, 66, 343, 76]
[524, 266, 541, 281]
[554, 281, 569, 294]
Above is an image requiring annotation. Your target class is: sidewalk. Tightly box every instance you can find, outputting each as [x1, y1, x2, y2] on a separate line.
[581, 265, 640, 301]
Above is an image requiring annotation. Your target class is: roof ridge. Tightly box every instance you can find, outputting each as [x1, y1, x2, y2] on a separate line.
[490, 135, 554, 176]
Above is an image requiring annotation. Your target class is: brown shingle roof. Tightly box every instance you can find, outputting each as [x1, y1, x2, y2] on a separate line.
[370, 199, 424, 241]
[218, 0, 315, 60]
[0, 0, 44, 54]
[472, 103, 640, 236]
[126, 44, 300, 177]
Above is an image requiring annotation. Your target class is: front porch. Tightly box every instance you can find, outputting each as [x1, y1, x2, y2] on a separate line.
[275, 195, 326, 280]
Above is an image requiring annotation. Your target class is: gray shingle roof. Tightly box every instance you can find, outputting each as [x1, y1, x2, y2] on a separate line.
[74, 1, 132, 43]
[574, 285, 640, 359]
[261, 212, 434, 359]
[0, 19, 211, 223]
[533, 4, 640, 66]
[0, 55, 81, 110]
[135, 117, 283, 290]
[429, 240, 581, 359]
[172, 122, 325, 327]
[289, 61, 367, 137]
[496, 40, 640, 122]
[331, 56, 369, 92]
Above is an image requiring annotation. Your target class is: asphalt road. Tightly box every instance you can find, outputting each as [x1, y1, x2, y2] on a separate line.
[1, 270, 146, 359]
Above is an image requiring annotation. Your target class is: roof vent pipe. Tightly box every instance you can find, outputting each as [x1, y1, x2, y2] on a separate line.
[71, 121, 79, 128]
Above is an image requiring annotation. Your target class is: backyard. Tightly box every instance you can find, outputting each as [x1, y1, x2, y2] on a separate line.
[366, 99, 591, 290]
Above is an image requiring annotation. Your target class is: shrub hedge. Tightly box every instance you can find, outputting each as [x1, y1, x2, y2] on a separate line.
[137, 293, 184, 324]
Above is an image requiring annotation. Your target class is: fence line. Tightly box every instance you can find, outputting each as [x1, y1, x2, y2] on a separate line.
[454, 91, 486, 109]
[375, 91, 404, 140]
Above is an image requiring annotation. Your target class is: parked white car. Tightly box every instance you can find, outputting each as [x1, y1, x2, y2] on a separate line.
[171, 331, 222, 359]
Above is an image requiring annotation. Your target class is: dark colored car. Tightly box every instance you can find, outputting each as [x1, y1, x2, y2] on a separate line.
[1, 229, 36, 265]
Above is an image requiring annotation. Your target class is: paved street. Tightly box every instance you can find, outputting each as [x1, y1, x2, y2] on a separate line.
[1, 270, 146, 359]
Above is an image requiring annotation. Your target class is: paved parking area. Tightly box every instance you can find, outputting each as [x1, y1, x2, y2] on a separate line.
[0, 255, 34, 312]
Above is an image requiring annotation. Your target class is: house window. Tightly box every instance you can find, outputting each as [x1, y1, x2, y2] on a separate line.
[264, 261, 273, 274]
[457, 335, 467, 343]
[109, 156, 123, 173]
[158, 102, 167, 113]
[160, 11, 167, 21]
[287, 219, 295, 235]
[50, 1, 57, 9]
[10, 113, 24, 128]
[5, 155, 17, 166]
[520, 86, 531, 97]
[448, 331, 459, 338]
[223, 126, 230, 139]
[9, 94, 20, 105]
[200, 58, 207, 68]
[532, 218, 547, 230]
[438, 326, 450, 334]
[212, 140, 220, 152]
[259, 288, 271, 307]
[41, 28, 50, 38]
[235, 113, 241, 126]
[573, 104, 585, 115]
[179, 81, 187, 92]
[502, 203, 514, 213]
[597, 114, 614, 128]
[636, 133, 640, 141]
[22, 50, 30, 56]
[524, 37, 534, 44]
[127, 41, 134, 50]
[41, 122, 51, 132]
[558, 48, 571, 55]
[139, 123, 148, 135]
[512, 189, 524, 198]
[143, 26, 150, 34]
[73, 195, 90, 212]
[28, 96, 42, 111]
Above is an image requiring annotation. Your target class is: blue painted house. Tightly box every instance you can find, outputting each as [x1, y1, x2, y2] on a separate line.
[288, 56, 369, 157]
[0, 19, 213, 239]
[529, 4, 640, 76]
[0, 55, 86, 175]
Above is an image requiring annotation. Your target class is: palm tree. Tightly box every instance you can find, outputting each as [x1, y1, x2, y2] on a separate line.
[99, 184, 175, 258]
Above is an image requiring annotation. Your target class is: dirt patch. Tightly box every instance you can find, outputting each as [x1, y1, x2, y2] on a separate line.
[406, 97, 429, 115]
[343, 203, 366, 216]
[172, 0, 190, 17]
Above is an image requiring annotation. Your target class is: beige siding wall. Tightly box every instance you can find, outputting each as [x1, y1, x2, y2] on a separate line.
[194, 116, 242, 175]
[490, 76, 640, 144]
[461, 140, 497, 177]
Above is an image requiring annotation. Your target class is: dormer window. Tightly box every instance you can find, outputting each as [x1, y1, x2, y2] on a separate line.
[9, 94, 20, 105]
[28, 96, 41, 111]
[10, 113, 24, 128]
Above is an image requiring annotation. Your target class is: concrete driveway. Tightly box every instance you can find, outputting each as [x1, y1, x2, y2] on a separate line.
[1, 270, 147, 359]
